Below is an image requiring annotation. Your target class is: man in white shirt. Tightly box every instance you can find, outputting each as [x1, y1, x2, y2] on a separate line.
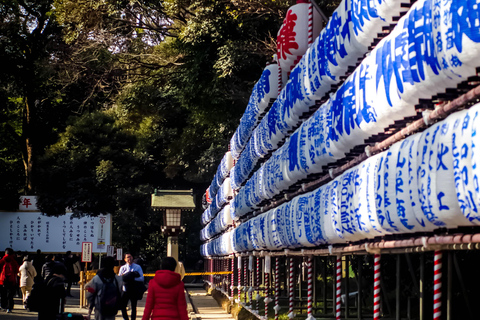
[118, 253, 144, 320]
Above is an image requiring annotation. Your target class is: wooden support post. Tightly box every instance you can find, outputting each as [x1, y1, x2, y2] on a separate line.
[396, 254, 401, 320]
[420, 253, 424, 320]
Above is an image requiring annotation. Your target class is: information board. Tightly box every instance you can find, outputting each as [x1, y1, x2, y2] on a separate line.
[107, 245, 115, 257]
[116, 248, 123, 261]
[82, 242, 93, 262]
[0, 212, 111, 253]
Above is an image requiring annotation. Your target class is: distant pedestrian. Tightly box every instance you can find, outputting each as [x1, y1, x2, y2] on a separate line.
[38, 264, 66, 320]
[32, 250, 45, 281]
[64, 251, 75, 296]
[41, 254, 55, 280]
[86, 256, 123, 320]
[73, 255, 82, 284]
[42, 254, 67, 280]
[133, 256, 146, 274]
[0, 248, 20, 313]
[141, 257, 188, 320]
[174, 260, 185, 280]
[119, 253, 144, 320]
[19, 255, 37, 309]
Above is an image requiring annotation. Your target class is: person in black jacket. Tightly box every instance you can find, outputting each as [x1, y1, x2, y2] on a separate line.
[41, 255, 55, 280]
[64, 251, 75, 297]
[38, 264, 66, 320]
[41, 255, 67, 280]
[32, 250, 45, 282]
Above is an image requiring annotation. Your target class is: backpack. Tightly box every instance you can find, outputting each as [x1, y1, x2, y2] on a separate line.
[96, 276, 121, 317]
[2, 261, 17, 284]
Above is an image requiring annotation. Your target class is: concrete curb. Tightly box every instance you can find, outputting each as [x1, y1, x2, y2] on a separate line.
[185, 290, 198, 320]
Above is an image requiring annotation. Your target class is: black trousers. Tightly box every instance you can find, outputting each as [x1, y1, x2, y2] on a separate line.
[120, 291, 138, 320]
[0, 282, 17, 310]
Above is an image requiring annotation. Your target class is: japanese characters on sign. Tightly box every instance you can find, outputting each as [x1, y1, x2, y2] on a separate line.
[82, 242, 93, 262]
[19, 196, 37, 211]
[107, 245, 115, 257]
[0, 212, 111, 253]
[116, 248, 123, 261]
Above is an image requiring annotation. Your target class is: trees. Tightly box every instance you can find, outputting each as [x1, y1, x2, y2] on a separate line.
[0, 0, 65, 194]
[2, 0, 294, 259]
[150, 0, 290, 182]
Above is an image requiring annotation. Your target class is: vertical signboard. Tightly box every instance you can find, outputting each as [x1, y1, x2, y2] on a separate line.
[97, 216, 107, 250]
[82, 242, 93, 263]
[107, 245, 115, 257]
[116, 248, 123, 261]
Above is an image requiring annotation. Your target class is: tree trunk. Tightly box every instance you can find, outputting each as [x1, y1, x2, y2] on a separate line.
[23, 96, 34, 194]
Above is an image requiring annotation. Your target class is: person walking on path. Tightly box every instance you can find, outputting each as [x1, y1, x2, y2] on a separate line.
[119, 253, 144, 320]
[86, 256, 123, 320]
[141, 257, 188, 320]
[64, 251, 75, 297]
[0, 248, 20, 313]
[32, 250, 44, 282]
[18, 255, 37, 309]
[73, 255, 82, 284]
[38, 264, 66, 320]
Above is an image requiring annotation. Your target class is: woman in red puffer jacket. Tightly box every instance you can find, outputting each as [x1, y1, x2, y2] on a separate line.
[141, 257, 188, 320]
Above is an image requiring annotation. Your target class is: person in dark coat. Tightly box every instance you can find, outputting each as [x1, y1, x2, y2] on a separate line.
[41, 254, 67, 280]
[64, 251, 75, 297]
[41, 254, 55, 280]
[38, 264, 66, 320]
[141, 257, 188, 320]
[32, 250, 45, 282]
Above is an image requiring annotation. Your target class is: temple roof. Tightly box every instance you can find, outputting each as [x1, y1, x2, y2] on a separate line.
[151, 189, 195, 210]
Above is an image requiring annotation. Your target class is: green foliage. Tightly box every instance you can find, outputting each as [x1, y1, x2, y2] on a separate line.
[36, 111, 142, 216]
[1, 0, 299, 261]
[0, 97, 24, 209]
[146, 0, 290, 182]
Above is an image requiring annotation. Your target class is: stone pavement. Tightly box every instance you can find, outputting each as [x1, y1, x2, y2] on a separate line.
[185, 286, 234, 320]
[0, 284, 145, 320]
[1, 283, 233, 320]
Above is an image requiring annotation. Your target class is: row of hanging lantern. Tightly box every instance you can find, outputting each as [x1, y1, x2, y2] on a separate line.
[203, 250, 448, 320]
[201, 0, 480, 257]
[199, 0, 480, 318]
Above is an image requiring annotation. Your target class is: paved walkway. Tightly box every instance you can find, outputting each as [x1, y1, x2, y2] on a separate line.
[186, 287, 234, 320]
[1, 283, 232, 320]
[0, 284, 146, 320]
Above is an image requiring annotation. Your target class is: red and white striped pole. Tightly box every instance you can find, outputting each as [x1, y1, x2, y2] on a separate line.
[373, 254, 381, 320]
[433, 251, 443, 320]
[307, 256, 313, 319]
[307, 1, 313, 47]
[336, 255, 342, 320]
[237, 256, 242, 304]
[288, 257, 295, 319]
[231, 256, 235, 301]
[224, 259, 227, 294]
[256, 255, 261, 314]
[265, 255, 271, 319]
[249, 255, 253, 308]
[244, 257, 248, 304]
[274, 257, 280, 320]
